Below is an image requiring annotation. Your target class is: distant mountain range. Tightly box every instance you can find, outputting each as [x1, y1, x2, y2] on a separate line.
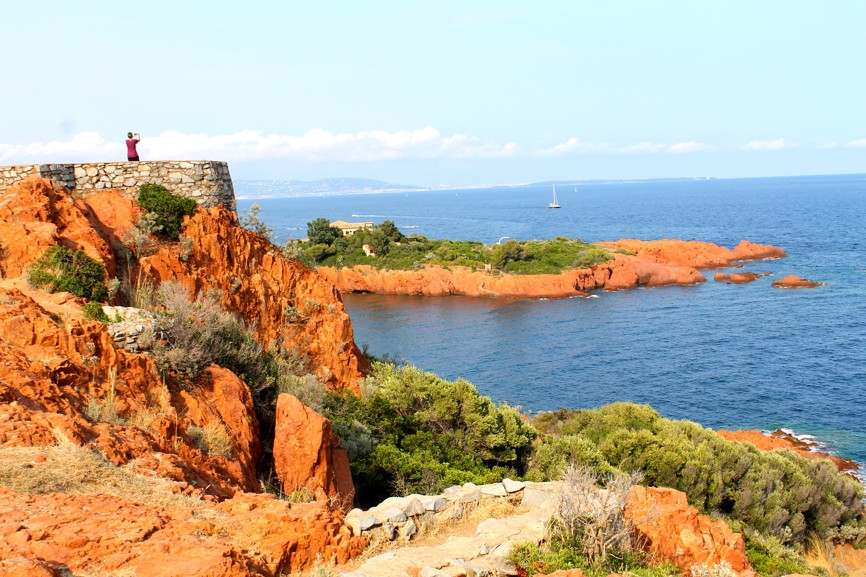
[235, 178, 425, 199]
[235, 176, 720, 199]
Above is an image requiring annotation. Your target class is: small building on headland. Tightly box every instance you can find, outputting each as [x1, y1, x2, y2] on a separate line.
[331, 220, 374, 236]
[0, 160, 235, 208]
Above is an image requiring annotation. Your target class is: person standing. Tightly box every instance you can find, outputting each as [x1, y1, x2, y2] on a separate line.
[126, 132, 141, 161]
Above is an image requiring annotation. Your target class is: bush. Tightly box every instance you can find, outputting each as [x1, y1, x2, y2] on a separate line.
[187, 420, 233, 458]
[323, 362, 536, 506]
[531, 403, 865, 545]
[152, 282, 264, 380]
[509, 466, 675, 577]
[28, 245, 108, 301]
[137, 183, 198, 240]
[82, 301, 109, 322]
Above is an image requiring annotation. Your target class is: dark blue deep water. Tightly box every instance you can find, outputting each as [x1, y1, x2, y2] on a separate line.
[237, 175, 866, 467]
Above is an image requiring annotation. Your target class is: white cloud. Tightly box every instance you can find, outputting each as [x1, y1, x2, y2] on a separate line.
[0, 131, 121, 164]
[666, 141, 711, 154]
[533, 137, 611, 157]
[845, 138, 866, 148]
[0, 128, 522, 165]
[620, 142, 668, 154]
[741, 138, 792, 151]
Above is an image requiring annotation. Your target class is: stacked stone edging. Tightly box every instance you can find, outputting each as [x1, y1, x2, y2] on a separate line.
[102, 306, 161, 354]
[0, 161, 234, 208]
[345, 478, 552, 543]
[341, 479, 558, 577]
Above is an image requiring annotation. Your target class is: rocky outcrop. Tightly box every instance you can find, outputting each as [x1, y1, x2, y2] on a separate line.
[0, 176, 120, 278]
[597, 239, 786, 269]
[273, 394, 355, 508]
[0, 489, 366, 577]
[319, 239, 785, 299]
[0, 287, 260, 497]
[771, 274, 821, 288]
[626, 486, 755, 577]
[714, 271, 769, 284]
[717, 429, 860, 476]
[140, 206, 368, 392]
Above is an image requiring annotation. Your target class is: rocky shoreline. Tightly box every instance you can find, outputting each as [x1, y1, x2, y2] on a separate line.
[317, 239, 793, 299]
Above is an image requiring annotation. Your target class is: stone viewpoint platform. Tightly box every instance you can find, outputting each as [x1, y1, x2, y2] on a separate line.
[0, 160, 234, 208]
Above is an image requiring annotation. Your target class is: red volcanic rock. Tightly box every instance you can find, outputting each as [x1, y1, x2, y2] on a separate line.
[0, 489, 366, 576]
[0, 288, 260, 496]
[717, 429, 860, 476]
[598, 239, 786, 269]
[273, 394, 355, 509]
[771, 274, 821, 288]
[318, 254, 706, 299]
[139, 206, 368, 393]
[0, 176, 119, 278]
[714, 271, 769, 284]
[626, 486, 755, 577]
[834, 543, 866, 577]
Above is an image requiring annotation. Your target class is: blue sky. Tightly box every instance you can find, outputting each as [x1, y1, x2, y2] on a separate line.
[1, 1, 864, 186]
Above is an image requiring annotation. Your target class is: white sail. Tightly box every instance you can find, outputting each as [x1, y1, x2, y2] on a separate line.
[548, 184, 561, 208]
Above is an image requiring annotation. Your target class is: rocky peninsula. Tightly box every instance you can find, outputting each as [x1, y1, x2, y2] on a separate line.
[318, 239, 787, 298]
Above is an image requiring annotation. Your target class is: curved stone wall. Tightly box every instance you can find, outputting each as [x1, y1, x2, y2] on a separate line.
[0, 160, 234, 208]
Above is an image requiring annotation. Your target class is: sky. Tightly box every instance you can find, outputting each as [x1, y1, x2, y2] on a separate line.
[1, 1, 864, 187]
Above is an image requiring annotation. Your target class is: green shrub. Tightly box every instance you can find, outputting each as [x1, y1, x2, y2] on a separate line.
[153, 282, 264, 380]
[82, 301, 109, 322]
[530, 403, 864, 545]
[300, 218, 613, 273]
[27, 245, 108, 301]
[323, 362, 536, 506]
[137, 183, 198, 240]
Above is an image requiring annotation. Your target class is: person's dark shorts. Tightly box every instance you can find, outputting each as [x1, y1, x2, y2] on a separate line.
[128, 156, 140, 162]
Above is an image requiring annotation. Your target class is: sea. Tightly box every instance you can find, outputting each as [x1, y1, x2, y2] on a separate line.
[236, 174, 866, 472]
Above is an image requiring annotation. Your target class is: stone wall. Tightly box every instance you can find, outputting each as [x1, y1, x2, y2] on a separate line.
[0, 160, 234, 208]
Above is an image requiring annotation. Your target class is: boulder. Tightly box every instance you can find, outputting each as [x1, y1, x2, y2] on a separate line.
[714, 271, 768, 284]
[273, 394, 355, 509]
[771, 275, 821, 288]
[626, 486, 755, 577]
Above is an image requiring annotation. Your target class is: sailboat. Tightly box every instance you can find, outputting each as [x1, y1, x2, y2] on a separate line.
[547, 184, 561, 208]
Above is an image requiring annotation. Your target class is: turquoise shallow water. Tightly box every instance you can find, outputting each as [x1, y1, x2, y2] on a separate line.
[236, 174, 866, 467]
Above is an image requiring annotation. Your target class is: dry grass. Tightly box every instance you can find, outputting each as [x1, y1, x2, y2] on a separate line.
[85, 367, 125, 425]
[187, 419, 233, 458]
[126, 404, 162, 432]
[804, 534, 843, 576]
[0, 429, 204, 509]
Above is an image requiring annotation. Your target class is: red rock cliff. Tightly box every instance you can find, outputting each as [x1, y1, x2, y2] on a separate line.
[140, 206, 368, 392]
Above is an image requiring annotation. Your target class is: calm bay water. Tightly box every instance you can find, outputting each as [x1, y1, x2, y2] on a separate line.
[237, 175, 866, 465]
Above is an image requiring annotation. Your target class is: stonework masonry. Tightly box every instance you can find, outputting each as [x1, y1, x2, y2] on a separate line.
[0, 160, 235, 208]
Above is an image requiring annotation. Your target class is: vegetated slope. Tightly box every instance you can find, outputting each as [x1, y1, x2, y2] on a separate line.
[0, 177, 368, 574]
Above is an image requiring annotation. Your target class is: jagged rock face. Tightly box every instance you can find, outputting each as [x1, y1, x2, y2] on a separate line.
[0, 176, 123, 278]
[0, 288, 260, 497]
[140, 206, 368, 393]
[0, 489, 367, 576]
[598, 239, 787, 269]
[626, 486, 755, 577]
[273, 394, 355, 509]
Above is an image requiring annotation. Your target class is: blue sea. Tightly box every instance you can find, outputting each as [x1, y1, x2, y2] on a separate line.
[236, 175, 866, 470]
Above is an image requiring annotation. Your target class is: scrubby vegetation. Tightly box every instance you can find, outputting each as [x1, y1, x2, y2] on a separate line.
[137, 183, 198, 240]
[27, 245, 108, 301]
[293, 218, 612, 274]
[528, 402, 865, 575]
[510, 464, 677, 577]
[323, 362, 536, 507]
